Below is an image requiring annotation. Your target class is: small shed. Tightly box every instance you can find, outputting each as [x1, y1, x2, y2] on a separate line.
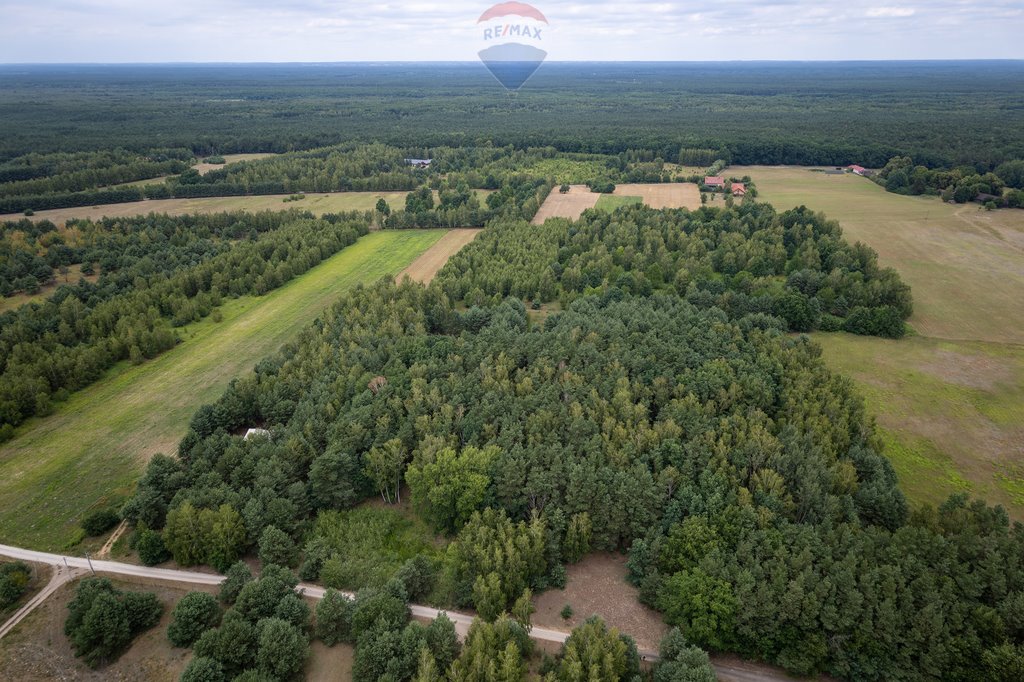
[243, 428, 271, 441]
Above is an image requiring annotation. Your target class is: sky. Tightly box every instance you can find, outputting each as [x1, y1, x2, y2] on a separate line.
[1, 0, 1022, 62]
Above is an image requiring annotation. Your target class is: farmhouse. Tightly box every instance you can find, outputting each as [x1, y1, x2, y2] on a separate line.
[848, 165, 868, 176]
[405, 158, 433, 168]
[704, 176, 725, 189]
[731, 183, 747, 197]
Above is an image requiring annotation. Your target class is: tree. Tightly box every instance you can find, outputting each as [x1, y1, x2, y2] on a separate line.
[0, 562, 31, 608]
[350, 589, 409, 640]
[653, 629, 716, 682]
[376, 198, 392, 216]
[164, 502, 211, 567]
[413, 646, 441, 682]
[219, 561, 254, 604]
[552, 617, 637, 682]
[255, 617, 308, 680]
[258, 526, 297, 568]
[563, 513, 592, 563]
[511, 589, 534, 633]
[424, 613, 460, 672]
[168, 592, 222, 648]
[194, 616, 258, 677]
[136, 529, 171, 566]
[180, 656, 227, 682]
[71, 590, 131, 668]
[308, 449, 361, 511]
[315, 589, 354, 646]
[448, 616, 530, 682]
[405, 445, 497, 534]
[657, 570, 737, 651]
[364, 438, 406, 504]
[208, 505, 248, 572]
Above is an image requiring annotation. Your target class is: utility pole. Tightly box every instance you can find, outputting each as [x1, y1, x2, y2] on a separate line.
[85, 552, 95, 576]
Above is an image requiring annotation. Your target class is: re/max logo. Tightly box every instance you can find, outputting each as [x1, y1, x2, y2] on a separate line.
[483, 25, 543, 41]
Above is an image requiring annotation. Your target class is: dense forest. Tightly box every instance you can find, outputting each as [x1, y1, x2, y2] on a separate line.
[119, 193, 1024, 680]
[0, 210, 370, 439]
[2, 63, 1022, 169]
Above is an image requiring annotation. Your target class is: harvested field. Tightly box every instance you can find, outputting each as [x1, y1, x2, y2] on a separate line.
[532, 553, 667, 651]
[613, 183, 701, 210]
[532, 185, 599, 224]
[0, 578, 192, 682]
[396, 229, 482, 285]
[193, 153, 278, 175]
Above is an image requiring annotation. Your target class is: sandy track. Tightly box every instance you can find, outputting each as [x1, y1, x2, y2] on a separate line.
[396, 229, 482, 284]
[532, 185, 599, 224]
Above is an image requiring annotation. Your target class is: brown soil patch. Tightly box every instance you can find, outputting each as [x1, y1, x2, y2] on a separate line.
[614, 183, 702, 210]
[396, 229, 482, 285]
[916, 350, 1009, 391]
[532, 186, 600, 224]
[306, 641, 354, 681]
[532, 553, 667, 651]
[0, 578, 192, 681]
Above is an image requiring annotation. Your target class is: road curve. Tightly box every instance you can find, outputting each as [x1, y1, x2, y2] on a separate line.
[0, 543, 800, 681]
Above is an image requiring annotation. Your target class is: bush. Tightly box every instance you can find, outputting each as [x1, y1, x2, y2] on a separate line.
[23, 209, 34, 217]
[168, 592, 222, 647]
[0, 562, 31, 608]
[560, 604, 574, 620]
[136, 529, 171, 566]
[82, 509, 120, 537]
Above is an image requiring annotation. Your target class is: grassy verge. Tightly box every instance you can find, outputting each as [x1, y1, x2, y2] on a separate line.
[0, 230, 447, 551]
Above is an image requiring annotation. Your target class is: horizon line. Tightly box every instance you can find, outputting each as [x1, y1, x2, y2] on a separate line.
[2, 59, 1023, 66]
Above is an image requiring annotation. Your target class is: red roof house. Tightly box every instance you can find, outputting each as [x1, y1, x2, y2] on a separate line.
[731, 183, 747, 197]
[705, 176, 725, 188]
[848, 165, 867, 176]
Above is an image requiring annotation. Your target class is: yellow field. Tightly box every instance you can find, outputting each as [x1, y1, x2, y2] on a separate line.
[736, 166, 1024, 516]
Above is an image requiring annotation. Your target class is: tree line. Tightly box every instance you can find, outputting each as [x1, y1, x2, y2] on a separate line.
[875, 156, 1024, 209]
[0, 210, 370, 439]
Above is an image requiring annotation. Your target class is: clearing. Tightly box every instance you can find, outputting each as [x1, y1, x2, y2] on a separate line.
[0, 230, 448, 552]
[735, 166, 1024, 516]
[533, 184, 701, 224]
[595, 195, 642, 212]
[0, 264, 97, 314]
[396, 229, 482, 285]
[0, 578, 195, 681]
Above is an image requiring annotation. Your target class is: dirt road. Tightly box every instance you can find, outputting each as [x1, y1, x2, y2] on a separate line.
[395, 228, 482, 284]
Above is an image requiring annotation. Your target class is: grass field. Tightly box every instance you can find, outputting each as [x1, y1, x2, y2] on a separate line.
[0, 230, 447, 551]
[595, 195, 641, 211]
[735, 166, 1024, 516]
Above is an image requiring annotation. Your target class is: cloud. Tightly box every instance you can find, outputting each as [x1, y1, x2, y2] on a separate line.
[866, 7, 917, 18]
[0, 0, 1020, 61]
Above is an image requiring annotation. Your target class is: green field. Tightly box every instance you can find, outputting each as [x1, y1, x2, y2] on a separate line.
[736, 166, 1024, 516]
[524, 158, 614, 185]
[595, 195, 642, 212]
[0, 230, 447, 551]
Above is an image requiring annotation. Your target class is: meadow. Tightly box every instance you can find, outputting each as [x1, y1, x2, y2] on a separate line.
[0, 230, 448, 551]
[594, 195, 642, 212]
[738, 166, 1024, 515]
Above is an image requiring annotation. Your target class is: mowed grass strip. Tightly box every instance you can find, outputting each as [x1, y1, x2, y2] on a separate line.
[815, 333, 1024, 514]
[594, 195, 642, 212]
[0, 230, 448, 551]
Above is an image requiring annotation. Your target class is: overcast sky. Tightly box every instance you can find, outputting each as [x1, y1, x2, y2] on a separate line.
[1, 0, 1021, 62]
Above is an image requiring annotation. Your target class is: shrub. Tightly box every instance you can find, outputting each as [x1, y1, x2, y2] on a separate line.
[0, 562, 31, 608]
[219, 561, 254, 604]
[180, 656, 226, 682]
[315, 589, 354, 646]
[136, 529, 171, 566]
[560, 604, 574, 620]
[82, 509, 120, 537]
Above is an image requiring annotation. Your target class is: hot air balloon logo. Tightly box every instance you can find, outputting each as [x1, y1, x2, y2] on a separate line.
[477, 2, 549, 91]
